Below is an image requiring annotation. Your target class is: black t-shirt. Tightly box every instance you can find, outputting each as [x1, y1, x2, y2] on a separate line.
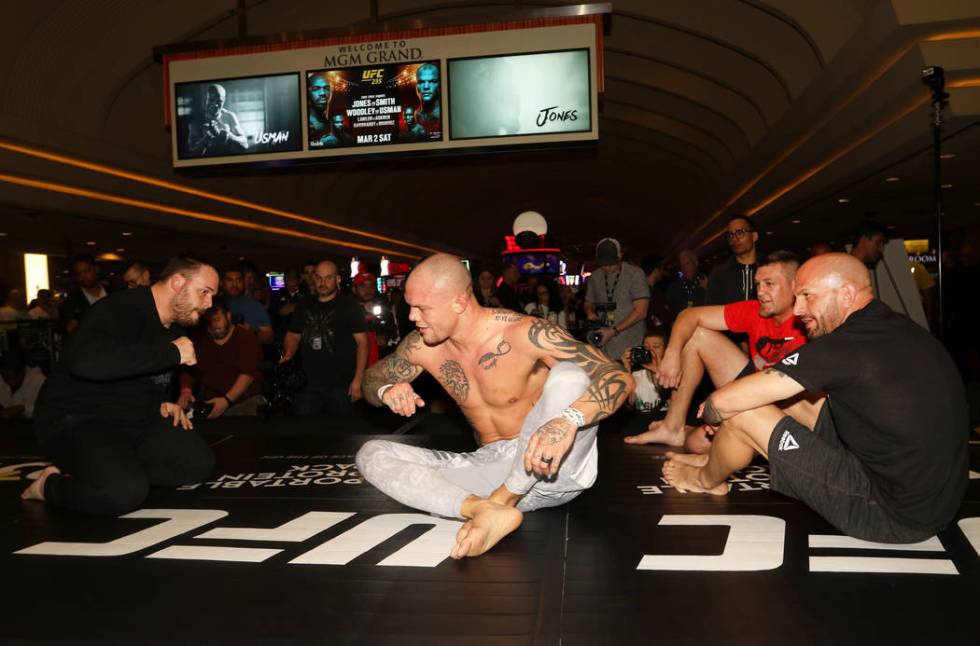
[289, 294, 366, 387]
[36, 287, 183, 429]
[774, 300, 968, 533]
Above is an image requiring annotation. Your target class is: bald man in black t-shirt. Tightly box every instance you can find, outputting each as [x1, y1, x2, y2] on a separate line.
[663, 253, 968, 543]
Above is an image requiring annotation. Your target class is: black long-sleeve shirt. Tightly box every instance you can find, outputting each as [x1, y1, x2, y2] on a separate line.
[35, 287, 182, 430]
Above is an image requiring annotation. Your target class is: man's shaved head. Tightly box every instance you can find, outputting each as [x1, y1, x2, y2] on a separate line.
[797, 253, 871, 293]
[793, 253, 873, 338]
[405, 254, 477, 345]
[408, 254, 473, 296]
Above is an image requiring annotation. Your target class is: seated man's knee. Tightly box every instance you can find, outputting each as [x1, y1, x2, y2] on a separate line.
[356, 439, 392, 479]
[547, 361, 590, 392]
[96, 474, 150, 516]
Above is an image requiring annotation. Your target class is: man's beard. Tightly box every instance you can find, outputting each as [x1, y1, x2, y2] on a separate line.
[172, 286, 204, 327]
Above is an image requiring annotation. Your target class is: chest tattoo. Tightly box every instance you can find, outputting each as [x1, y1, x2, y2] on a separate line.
[478, 339, 512, 370]
[439, 359, 470, 402]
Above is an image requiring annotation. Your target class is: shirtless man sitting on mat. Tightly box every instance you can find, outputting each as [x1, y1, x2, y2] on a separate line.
[356, 254, 633, 558]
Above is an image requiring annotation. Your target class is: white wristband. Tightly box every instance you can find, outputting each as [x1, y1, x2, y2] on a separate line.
[377, 384, 395, 401]
[560, 407, 586, 429]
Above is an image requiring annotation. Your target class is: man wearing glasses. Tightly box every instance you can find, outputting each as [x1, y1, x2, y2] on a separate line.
[707, 215, 760, 306]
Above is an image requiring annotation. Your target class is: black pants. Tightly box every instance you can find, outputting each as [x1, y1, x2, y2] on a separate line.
[36, 415, 214, 516]
[292, 382, 354, 417]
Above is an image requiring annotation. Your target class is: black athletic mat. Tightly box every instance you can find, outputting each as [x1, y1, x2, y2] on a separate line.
[1, 417, 977, 645]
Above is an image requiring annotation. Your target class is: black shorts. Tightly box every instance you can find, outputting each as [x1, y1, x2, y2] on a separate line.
[767, 409, 929, 543]
[734, 361, 755, 380]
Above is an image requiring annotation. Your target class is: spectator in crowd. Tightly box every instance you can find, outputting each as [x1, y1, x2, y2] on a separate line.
[626, 251, 806, 451]
[177, 295, 265, 418]
[524, 281, 560, 324]
[27, 289, 58, 320]
[585, 237, 649, 360]
[301, 260, 317, 295]
[122, 260, 152, 289]
[809, 241, 833, 257]
[59, 253, 108, 334]
[495, 263, 522, 312]
[270, 268, 305, 343]
[850, 220, 888, 268]
[707, 215, 759, 305]
[619, 326, 669, 415]
[282, 260, 368, 416]
[641, 253, 671, 327]
[240, 259, 270, 309]
[0, 349, 45, 418]
[354, 271, 393, 365]
[557, 285, 580, 331]
[665, 250, 707, 317]
[474, 270, 498, 307]
[222, 266, 274, 345]
[387, 287, 413, 343]
[0, 287, 28, 321]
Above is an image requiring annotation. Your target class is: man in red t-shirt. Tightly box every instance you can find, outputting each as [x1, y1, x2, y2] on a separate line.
[625, 251, 806, 451]
[177, 295, 265, 418]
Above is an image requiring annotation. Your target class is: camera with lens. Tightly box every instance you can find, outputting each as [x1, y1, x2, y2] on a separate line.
[584, 302, 615, 346]
[191, 399, 214, 420]
[629, 346, 653, 367]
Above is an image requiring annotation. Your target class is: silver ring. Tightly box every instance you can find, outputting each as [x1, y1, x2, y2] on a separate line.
[540, 456, 554, 464]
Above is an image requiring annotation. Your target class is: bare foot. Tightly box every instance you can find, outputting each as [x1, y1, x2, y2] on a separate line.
[450, 500, 523, 559]
[624, 419, 691, 446]
[664, 451, 709, 467]
[662, 459, 728, 495]
[20, 466, 60, 501]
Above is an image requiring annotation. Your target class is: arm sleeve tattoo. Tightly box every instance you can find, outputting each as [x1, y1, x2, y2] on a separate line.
[364, 330, 425, 406]
[526, 318, 632, 424]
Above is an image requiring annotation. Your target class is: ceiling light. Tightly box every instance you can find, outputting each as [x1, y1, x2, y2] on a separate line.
[940, 153, 956, 159]
[791, 219, 801, 224]
[941, 183, 953, 189]
[887, 224, 897, 229]
[765, 231, 774, 235]
[0, 232, 7, 237]
[121, 232, 132, 236]
[116, 248, 125, 252]
[838, 198, 849, 204]
[86, 241, 96, 245]
[885, 176, 900, 182]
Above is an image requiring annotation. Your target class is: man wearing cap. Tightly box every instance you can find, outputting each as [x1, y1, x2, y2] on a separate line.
[585, 238, 650, 359]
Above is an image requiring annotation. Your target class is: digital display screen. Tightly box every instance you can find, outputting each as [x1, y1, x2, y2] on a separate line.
[267, 273, 285, 291]
[510, 253, 562, 274]
[306, 62, 443, 150]
[448, 49, 591, 140]
[174, 74, 303, 160]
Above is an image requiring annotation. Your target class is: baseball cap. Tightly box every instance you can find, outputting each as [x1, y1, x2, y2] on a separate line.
[595, 238, 622, 265]
[352, 272, 376, 286]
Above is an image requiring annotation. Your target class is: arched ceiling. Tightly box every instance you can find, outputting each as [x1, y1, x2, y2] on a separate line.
[0, 0, 978, 269]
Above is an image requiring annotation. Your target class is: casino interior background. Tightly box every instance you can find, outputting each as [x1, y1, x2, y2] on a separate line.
[0, 1, 979, 281]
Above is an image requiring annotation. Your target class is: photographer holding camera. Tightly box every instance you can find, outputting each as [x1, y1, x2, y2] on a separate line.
[584, 238, 649, 359]
[619, 327, 670, 414]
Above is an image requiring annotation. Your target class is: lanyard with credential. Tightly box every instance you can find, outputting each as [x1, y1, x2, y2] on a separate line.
[603, 269, 621, 324]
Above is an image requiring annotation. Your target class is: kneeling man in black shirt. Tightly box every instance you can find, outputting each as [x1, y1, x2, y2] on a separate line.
[664, 253, 968, 543]
[22, 255, 219, 515]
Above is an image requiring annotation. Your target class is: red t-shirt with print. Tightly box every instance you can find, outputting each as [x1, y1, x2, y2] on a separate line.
[723, 300, 807, 371]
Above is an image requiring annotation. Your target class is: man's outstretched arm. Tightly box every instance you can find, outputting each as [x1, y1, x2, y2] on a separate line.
[702, 368, 805, 425]
[363, 330, 425, 408]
